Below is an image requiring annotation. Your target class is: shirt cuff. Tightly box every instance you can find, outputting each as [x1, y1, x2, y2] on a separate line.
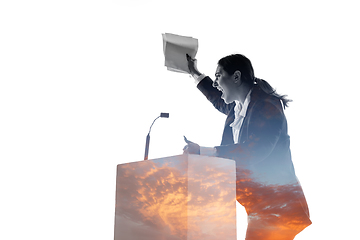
[200, 146, 217, 156]
[193, 73, 206, 84]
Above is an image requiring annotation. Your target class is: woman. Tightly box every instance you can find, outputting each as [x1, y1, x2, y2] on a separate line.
[184, 54, 312, 240]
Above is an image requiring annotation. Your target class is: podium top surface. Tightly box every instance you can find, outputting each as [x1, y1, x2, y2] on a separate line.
[117, 154, 235, 167]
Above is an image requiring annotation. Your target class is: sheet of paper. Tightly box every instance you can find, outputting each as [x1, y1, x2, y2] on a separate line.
[162, 33, 198, 74]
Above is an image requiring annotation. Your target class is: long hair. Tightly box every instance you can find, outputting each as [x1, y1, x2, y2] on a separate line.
[218, 54, 292, 108]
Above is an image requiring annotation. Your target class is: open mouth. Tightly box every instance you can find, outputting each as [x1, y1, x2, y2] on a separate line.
[217, 87, 225, 98]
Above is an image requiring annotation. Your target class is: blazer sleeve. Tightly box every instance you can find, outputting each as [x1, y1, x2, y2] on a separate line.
[197, 76, 235, 115]
[215, 97, 285, 165]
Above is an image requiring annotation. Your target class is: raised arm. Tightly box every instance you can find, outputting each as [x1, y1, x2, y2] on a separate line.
[186, 54, 234, 115]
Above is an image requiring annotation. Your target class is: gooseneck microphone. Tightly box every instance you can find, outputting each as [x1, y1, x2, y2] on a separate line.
[144, 113, 169, 160]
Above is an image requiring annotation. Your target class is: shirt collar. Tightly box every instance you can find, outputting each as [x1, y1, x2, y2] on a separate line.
[234, 89, 252, 117]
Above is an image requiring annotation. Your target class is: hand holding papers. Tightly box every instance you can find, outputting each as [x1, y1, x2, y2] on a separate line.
[162, 33, 198, 74]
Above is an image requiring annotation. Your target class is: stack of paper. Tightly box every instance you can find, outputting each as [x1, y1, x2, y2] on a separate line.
[162, 33, 198, 74]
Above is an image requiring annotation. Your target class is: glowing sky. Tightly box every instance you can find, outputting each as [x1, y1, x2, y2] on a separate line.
[115, 155, 236, 240]
[115, 154, 311, 240]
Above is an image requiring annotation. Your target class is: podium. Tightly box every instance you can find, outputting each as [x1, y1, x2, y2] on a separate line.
[114, 154, 236, 240]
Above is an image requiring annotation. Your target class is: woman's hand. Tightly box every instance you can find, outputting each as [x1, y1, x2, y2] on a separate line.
[183, 136, 200, 155]
[186, 54, 201, 77]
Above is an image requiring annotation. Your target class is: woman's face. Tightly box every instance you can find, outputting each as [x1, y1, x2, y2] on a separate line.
[213, 65, 237, 104]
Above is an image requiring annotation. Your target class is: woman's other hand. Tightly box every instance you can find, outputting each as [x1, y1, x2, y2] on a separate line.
[183, 136, 200, 155]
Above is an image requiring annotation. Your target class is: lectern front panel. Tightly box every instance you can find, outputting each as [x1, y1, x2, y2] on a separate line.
[114, 154, 236, 240]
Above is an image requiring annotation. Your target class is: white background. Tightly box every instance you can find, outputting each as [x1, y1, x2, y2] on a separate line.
[1, 0, 359, 239]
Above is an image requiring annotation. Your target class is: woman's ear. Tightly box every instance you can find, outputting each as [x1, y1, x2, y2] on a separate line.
[233, 70, 242, 83]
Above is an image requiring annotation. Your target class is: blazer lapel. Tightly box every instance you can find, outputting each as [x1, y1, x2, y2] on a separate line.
[221, 108, 235, 146]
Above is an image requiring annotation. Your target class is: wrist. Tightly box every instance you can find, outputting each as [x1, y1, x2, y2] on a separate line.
[200, 147, 217, 156]
[191, 70, 202, 79]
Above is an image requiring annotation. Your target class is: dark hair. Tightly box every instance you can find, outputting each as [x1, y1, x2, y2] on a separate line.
[218, 54, 292, 108]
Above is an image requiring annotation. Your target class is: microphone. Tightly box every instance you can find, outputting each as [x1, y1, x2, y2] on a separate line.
[144, 112, 169, 160]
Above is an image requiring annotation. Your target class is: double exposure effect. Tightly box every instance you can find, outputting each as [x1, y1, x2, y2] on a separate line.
[114, 155, 237, 240]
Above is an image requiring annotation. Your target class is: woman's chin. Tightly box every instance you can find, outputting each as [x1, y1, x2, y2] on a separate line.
[221, 96, 229, 104]
[221, 96, 233, 104]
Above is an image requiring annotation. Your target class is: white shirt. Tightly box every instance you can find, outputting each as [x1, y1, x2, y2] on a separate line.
[230, 89, 252, 144]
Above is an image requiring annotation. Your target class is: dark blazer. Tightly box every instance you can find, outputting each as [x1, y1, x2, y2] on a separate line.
[197, 76, 296, 178]
[197, 76, 311, 229]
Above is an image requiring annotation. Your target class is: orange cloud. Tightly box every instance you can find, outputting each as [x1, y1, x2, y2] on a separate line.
[115, 157, 236, 240]
[115, 158, 310, 240]
[235, 168, 312, 240]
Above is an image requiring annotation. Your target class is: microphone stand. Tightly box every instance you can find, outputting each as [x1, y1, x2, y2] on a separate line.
[144, 113, 169, 160]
